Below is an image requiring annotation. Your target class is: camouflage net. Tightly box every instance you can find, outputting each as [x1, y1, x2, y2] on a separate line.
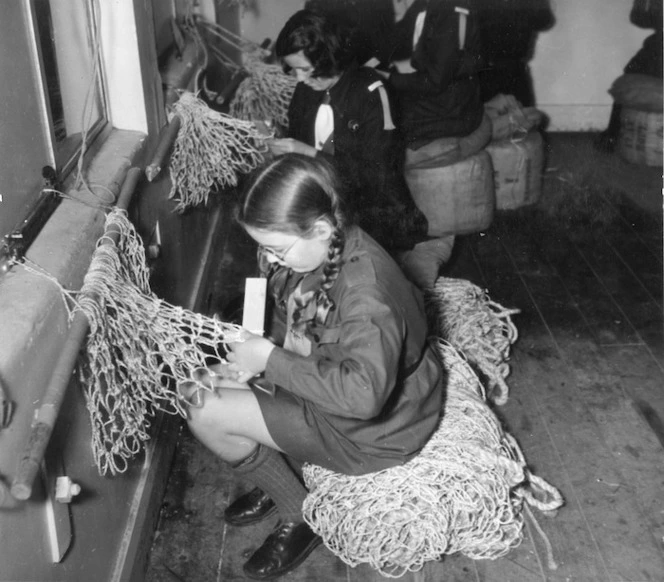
[302, 341, 563, 577]
[426, 277, 520, 405]
[168, 91, 269, 212]
[75, 208, 244, 475]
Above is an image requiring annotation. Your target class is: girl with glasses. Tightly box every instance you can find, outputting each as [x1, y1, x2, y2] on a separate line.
[182, 154, 444, 580]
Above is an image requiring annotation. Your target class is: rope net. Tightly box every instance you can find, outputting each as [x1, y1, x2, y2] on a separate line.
[426, 277, 521, 405]
[192, 17, 296, 130]
[302, 341, 563, 577]
[75, 208, 244, 475]
[168, 91, 269, 212]
[229, 50, 297, 131]
[74, 210, 561, 570]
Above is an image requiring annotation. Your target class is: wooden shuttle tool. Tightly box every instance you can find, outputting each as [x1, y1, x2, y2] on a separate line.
[241, 277, 267, 336]
[241, 277, 275, 395]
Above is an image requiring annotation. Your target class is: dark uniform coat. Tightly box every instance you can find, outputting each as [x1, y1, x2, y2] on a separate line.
[287, 65, 428, 251]
[254, 225, 444, 476]
[388, 0, 484, 145]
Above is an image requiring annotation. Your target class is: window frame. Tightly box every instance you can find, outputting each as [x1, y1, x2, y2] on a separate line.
[27, 0, 111, 180]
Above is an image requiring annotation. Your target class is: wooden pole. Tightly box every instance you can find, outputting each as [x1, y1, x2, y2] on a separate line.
[11, 167, 142, 501]
[145, 116, 182, 182]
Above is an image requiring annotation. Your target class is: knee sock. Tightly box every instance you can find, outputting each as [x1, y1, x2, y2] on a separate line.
[232, 446, 307, 522]
[283, 454, 305, 484]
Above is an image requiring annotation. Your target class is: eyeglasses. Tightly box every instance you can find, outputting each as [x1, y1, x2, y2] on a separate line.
[257, 235, 302, 262]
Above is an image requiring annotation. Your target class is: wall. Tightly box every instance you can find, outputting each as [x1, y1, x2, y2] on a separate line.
[239, 0, 304, 47]
[526, 0, 651, 130]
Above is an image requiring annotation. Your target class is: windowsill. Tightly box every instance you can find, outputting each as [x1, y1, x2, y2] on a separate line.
[0, 128, 146, 481]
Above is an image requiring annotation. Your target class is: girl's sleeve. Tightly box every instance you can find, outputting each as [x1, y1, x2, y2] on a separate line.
[264, 284, 404, 419]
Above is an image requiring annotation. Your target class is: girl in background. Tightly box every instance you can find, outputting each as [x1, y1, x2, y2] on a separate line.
[268, 9, 453, 289]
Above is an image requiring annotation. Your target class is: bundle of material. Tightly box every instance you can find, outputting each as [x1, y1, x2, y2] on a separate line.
[229, 50, 297, 130]
[609, 74, 663, 167]
[484, 93, 544, 141]
[609, 73, 663, 112]
[302, 341, 563, 578]
[168, 91, 269, 212]
[426, 277, 520, 405]
[75, 208, 243, 475]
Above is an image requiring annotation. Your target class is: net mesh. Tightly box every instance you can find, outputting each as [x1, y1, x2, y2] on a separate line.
[302, 341, 563, 577]
[74, 210, 562, 572]
[168, 91, 269, 212]
[426, 277, 521, 405]
[75, 208, 244, 475]
[229, 50, 297, 131]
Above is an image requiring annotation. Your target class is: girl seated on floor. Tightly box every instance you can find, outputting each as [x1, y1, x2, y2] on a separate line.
[182, 154, 444, 580]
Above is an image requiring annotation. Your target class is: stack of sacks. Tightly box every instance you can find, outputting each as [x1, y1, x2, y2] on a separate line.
[610, 74, 663, 167]
[484, 94, 545, 210]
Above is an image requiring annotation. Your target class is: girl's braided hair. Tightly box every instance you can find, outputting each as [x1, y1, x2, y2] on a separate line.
[237, 154, 347, 334]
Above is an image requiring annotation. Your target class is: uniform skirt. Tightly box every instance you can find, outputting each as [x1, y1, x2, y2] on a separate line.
[252, 384, 426, 477]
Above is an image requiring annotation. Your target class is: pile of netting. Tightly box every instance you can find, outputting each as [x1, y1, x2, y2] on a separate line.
[74, 208, 244, 475]
[302, 341, 563, 578]
[229, 50, 297, 130]
[426, 277, 520, 405]
[168, 91, 269, 212]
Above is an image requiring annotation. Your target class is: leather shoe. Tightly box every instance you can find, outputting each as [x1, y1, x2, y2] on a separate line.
[224, 487, 277, 526]
[243, 520, 322, 580]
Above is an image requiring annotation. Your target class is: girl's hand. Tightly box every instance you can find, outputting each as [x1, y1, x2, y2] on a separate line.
[192, 363, 251, 390]
[268, 138, 317, 158]
[226, 333, 276, 382]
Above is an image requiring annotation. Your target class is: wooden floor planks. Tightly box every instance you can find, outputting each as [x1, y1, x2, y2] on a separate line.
[146, 133, 663, 582]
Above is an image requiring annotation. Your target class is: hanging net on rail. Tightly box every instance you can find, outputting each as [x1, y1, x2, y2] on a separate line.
[302, 340, 563, 578]
[229, 51, 297, 131]
[426, 277, 520, 406]
[168, 91, 269, 212]
[194, 18, 296, 131]
[75, 208, 244, 475]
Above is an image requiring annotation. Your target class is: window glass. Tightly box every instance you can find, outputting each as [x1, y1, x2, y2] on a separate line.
[33, 0, 107, 173]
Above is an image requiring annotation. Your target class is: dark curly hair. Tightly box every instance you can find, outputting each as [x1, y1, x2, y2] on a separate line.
[275, 9, 356, 78]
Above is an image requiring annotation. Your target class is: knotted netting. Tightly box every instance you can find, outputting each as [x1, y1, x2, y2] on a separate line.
[75, 208, 244, 475]
[168, 91, 270, 212]
[193, 16, 296, 130]
[302, 341, 563, 577]
[229, 50, 297, 130]
[426, 277, 521, 405]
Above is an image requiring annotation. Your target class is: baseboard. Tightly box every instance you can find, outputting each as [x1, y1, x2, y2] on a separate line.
[538, 104, 613, 132]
